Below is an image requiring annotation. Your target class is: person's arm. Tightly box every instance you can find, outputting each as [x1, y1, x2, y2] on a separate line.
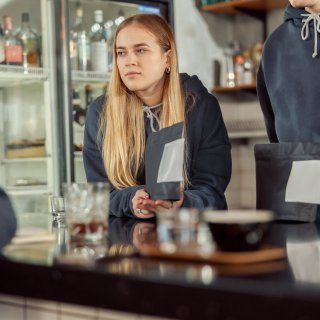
[0, 188, 17, 249]
[83, 96, 142, 218]
[256, 63, 278, 143]
[183, 95, 232, 210]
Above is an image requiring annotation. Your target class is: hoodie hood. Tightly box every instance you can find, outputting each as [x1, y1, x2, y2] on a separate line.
[284, 4, 307, 25]
[284, 4, 320, 58]
[181, 73, 208, 94]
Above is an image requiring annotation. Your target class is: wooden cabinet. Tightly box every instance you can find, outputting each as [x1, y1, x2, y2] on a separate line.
[201, 0, 288, 14]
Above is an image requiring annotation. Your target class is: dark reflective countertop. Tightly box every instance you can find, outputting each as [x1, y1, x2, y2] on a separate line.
[2, 214, 320, 319]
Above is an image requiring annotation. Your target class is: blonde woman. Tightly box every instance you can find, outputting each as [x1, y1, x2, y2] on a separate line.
[83, 13, 231, 218]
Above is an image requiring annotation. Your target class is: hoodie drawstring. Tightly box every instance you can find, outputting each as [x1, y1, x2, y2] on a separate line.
[301, 13, 320, 58]
[143, 104, 162, 132]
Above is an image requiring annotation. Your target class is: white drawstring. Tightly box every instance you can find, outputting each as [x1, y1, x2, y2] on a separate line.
[301, 13, 320, 58]
[143, 103, 162, 132]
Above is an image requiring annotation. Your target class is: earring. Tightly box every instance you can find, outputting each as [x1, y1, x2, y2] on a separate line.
[165, 66, 171, 74]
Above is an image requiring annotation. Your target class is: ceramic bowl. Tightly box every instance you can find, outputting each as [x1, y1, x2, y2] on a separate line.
[203, 210, 274, 252]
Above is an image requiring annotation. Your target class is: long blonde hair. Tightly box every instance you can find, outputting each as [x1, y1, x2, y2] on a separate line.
[100, 14, 186, 189]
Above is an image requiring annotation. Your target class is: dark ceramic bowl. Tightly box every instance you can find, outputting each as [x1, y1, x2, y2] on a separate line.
[203, 210, 274, 252]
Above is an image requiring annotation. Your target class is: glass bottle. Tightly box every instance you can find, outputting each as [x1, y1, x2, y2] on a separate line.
[85, 84, 93, 109]
[90, 10, 108, 72]
[0, 23, 5, 64]
[70, 2, 90, 71]
[16, 13, 40, 68]
[72, 89, 86, 151]
[104, 20, 115, 71]
[3, 15, 22, 66]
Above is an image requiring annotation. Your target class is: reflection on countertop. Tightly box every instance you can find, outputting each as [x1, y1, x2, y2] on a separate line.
[5, 211, 320, 289]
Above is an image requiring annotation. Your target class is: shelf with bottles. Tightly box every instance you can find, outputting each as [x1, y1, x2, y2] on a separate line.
[0, 12, 43, 73]
[0, 65, 48, 87]
[69, 2, 116, 76]
[201, 0, 288, 14]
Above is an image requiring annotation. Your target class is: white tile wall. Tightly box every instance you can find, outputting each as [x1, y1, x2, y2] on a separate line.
[26, 309, 57, 320]
[0, 294, 174, 320]
[226, 143, 259, 210]
[0, 303, 24, 320]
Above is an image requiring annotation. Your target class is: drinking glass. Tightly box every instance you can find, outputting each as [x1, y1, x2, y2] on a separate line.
[157, 208, 200, 253]
[63, 182, 109, 242]
[50, 196, 66, 220]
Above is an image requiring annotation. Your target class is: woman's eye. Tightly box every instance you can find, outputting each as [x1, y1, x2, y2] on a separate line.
[117, 51, 125, 56]
[137, 48, 145, 54]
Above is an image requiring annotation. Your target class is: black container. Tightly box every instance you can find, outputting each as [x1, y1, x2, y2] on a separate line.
[203, 210, 273, 252]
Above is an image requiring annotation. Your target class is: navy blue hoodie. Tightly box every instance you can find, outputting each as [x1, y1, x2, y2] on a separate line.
[83, 73, 231, 218]
[257, 5, 320, 142]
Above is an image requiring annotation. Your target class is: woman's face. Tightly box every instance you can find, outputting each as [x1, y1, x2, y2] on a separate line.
[116, 24, 170, 101]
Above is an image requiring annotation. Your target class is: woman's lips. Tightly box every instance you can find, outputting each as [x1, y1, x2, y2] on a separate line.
[125, 72, 141, 77]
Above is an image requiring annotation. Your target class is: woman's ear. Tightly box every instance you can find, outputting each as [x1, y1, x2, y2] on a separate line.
[165, 49, 171, 66]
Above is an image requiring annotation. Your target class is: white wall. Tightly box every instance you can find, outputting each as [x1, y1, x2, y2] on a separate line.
[173, 0, 227, 91]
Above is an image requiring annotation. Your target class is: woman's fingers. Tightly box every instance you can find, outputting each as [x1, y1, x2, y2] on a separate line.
[154, 199, 173, 210]
[132, 189, 154, 218]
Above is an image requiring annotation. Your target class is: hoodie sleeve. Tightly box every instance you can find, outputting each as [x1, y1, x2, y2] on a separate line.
[257, 63, 278, 143]
[83, 96, 142, 218]
[183, 94, 231, 210]
[0, 188, 17, 249]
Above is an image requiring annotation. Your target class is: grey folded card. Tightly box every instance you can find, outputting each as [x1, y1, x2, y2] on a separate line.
[145, 122, 184, 201]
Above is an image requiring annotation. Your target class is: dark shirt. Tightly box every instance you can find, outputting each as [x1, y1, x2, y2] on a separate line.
[83, 73, 231, 217]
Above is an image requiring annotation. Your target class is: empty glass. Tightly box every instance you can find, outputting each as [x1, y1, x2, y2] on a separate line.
[50, 196, 66, 220]
[63, 182, 109, 242]
[157, 208, 200, 253]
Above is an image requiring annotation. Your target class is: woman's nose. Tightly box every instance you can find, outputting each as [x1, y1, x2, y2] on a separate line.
[125, 52, 137, 66]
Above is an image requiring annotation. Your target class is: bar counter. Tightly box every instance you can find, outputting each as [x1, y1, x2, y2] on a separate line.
[1, 216, 320, 319]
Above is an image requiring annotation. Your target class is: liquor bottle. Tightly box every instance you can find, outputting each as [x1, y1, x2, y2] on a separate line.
[0, 24, 5, 64]
[16, 13, 40, 68]
[72, 89, 86, 151]
[85, 84, 93, 109]
[70, 2, 90, 71]
[3, 15, 22, 65]
[104, 20, 115, 71]
[90, 10, 108, 72]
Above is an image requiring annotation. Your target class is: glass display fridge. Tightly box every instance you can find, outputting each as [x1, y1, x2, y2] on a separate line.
[0, 0, 173, 220]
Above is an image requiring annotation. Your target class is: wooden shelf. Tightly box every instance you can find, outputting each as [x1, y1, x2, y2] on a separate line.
[202, 0, 288, 14]
[213, 83, 256, 93]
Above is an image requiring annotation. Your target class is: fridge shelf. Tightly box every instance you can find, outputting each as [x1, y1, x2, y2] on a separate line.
[0, 66, 48, 86]
[6, 186, 50, 196]
[2, 157, 48, 164]
[72, 70, 111, 82]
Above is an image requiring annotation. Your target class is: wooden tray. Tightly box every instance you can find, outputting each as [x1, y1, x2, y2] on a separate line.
[139, 244, 286, 265]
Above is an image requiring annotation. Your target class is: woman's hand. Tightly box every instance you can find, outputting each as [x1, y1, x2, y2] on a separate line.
[132, 189, 156, 218]
[154, 189, 184, 212]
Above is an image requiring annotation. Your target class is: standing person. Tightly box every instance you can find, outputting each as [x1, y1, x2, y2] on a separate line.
[257, 0, 320, 142]
[83, 13, 231, 218]
[256, 1, 320, 222]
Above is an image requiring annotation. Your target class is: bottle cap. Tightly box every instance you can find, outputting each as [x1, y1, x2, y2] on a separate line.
[22, 13, 30, 23]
